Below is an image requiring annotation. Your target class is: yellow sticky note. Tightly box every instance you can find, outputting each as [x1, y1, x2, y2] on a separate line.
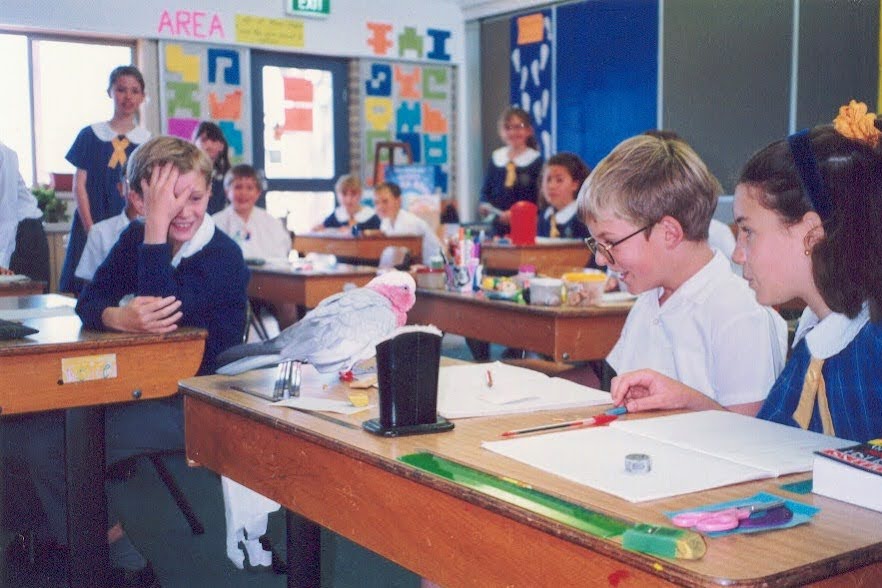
[347, 391, 370, 407]
[61, 354, 118, 384]
[235, 14, 304, 47]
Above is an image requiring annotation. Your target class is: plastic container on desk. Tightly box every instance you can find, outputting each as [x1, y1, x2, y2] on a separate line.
[415, 267, 446, 290]
[562, 270, 607, 306]
[529, 277, 563, 306]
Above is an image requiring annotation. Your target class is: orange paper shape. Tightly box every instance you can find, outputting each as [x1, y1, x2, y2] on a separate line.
[394, 66, 421, 99]
[422, 103, 448, 134]
[284, 107, 313, 132]
[208, 90, 242, 120]
[517, 13, 544, 45]
[284, 77, 313, 102]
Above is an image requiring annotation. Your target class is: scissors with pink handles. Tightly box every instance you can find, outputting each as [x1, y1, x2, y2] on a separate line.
[670, 507, 752, 532]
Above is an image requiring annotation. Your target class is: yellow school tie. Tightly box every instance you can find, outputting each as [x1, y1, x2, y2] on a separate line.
[108, 136, 130, 169]
[504, 161, 516, 188]
[549, 214, 560, 238]
[792, 356, 836, 436]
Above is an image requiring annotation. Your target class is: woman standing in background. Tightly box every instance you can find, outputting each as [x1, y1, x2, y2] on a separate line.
[58, 65, 150, 294]
[193, 121, 231, 215]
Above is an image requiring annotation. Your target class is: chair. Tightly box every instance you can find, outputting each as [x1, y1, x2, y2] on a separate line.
[378, 246, 412, 271]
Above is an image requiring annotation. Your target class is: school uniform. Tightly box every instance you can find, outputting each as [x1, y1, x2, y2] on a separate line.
[538, 201, 590, 240]
[59, 122, 150, 293]
[74, 210, 132, 281]
[213, 206, 291, 261]
[757, 304, 882, 443]
[608, 251, 787, 407]
[380, 208, 441, 261]
[480, 146, 542, 235]
[321, 205, 381, 231]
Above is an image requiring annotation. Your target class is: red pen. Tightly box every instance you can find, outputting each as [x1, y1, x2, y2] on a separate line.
[501, 414, 618, 438]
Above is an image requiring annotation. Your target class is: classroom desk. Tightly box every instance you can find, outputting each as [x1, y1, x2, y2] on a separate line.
[247, 262, 377, 313]
[181, 370, 882, 587]
[480, 238, 592, 276]
[293, 232, 423, 265]
[408, 288, 630, 362]
[0, 277, 46, 297]
[0, 294, 206, 587]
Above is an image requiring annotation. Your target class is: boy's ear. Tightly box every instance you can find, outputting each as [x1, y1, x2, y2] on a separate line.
[130, 191, 146, 217]
[657, 215, 685, 248]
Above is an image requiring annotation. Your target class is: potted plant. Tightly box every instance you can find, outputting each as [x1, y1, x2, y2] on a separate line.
[31, 184, 69, 224]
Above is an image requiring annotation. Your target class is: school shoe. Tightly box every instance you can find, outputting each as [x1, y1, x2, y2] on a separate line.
[108, 561, 161, 588]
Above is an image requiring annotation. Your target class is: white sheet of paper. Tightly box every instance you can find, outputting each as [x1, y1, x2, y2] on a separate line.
[272, 397, 373, 414]
[482, 410, 854, 502]
[0, 305, 76, 321]
[0, 274, 29, 283]
[484, 426, 770, 503]
[437, 361, 610, 419]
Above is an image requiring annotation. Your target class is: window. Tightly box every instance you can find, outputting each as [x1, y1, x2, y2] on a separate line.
[0, 32, 135, 185]
[250, 51, 349, 232]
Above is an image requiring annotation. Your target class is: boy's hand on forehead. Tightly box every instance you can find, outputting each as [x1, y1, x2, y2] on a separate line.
[142, 162, 192, 243]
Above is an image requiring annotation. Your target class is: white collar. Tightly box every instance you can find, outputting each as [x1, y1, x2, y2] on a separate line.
[91, 121, 151, 143]
[793, 302, 870, 359]
[171, 214, 215, 268]
[543, 200, 579, 224]
[334, 205, 376, 224]
[491, 146, 541, 167]
[652, 250, 730, 307]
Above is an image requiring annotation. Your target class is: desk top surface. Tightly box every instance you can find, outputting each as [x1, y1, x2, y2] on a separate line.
[413, 287, 632, 317]
[249, 262, 377, 279]
[180, 369, 882, 586]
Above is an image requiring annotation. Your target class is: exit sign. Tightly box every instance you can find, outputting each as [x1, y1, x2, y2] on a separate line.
[286, 0, 330, 18]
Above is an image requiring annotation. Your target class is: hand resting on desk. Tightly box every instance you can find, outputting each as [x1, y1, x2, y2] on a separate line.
[101, 295, 183, 334]
[611, 369, 723, 413]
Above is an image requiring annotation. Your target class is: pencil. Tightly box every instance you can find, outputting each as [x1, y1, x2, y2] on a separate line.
[501, 414, 617, 438]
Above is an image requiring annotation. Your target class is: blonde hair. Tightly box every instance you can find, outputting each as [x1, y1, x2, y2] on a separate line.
[578, 134, 720, 240]
[126, 136, 212, 195]
[335, 174, 362, 195]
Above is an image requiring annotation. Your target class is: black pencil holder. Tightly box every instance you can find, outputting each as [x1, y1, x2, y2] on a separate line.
[362, 329, 453, 437]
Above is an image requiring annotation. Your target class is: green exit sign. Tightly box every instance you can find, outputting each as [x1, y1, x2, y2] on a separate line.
[286, 0, 330, 18]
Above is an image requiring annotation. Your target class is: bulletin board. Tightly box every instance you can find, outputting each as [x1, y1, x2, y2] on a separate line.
[509, 9, 554, 158]
[554, 0, 657, 167]
[360, 59, 453, 195]
[159, 41, 252, 165]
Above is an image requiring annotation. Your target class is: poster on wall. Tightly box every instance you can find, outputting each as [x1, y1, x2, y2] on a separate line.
[159, 41, 252, 165]
[360, 58, 453, 210]
[510, 10, 554, 158]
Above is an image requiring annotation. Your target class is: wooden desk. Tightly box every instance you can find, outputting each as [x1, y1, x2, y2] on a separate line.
[247, 263, 376, 311]
[0, 277, 46, 297]
[294, 232, 423, 265]
[0, 295, 205, 587]
[481, 239, 591, 276]
[408, 288, 629, 362]
[181, 371, 882, 587]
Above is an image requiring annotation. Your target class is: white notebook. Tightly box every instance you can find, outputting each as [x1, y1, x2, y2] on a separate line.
[483, 410, 853, 502]
[437, 361, 611, 419]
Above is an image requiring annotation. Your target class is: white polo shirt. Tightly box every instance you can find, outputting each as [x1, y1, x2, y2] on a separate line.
[607, 251, 787, 407]
[380, 208, 441, 261]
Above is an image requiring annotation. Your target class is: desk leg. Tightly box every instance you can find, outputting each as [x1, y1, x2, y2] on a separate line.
[286, 509, 320, 588]
[65, 407, 108, 587]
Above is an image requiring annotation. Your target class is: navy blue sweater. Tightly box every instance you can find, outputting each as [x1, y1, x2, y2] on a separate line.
[76, 222, 249, 375]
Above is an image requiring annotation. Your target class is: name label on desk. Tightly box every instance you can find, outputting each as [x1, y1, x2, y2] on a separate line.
[61, 354, 118, 384]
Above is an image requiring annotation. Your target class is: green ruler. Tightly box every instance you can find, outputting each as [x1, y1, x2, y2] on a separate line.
[399, 452, 630, 538]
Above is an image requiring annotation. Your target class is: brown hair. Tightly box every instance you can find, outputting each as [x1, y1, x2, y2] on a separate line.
[107, 65, 145, 95]
[499, 107, 539, 151]
[193, 121, 231, 178]
[374, 181, 401, 199]
[223, 164, 264, 192]
[335, 174, 362, 195]
[578, 134, 721, 240]
[739, 125, 882, 320]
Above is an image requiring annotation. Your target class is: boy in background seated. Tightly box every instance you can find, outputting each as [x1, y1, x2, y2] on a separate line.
[374, 181, 442, 262]
[578, 134, 787, 414]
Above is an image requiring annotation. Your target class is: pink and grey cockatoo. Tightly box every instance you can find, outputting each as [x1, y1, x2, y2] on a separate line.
[216, 271, 417, 388]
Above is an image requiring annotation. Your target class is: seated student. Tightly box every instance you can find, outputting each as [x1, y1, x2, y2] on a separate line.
[610, 103, 882, 443]
[578, 133, 787, 414]
[213, 164, 291, 261]
[0, 140, 49, 281]
[11, 136, 249, 585]
[538, 152, 591, 240]
[374, 181, 442, 262]
[312, 174, 381, 232]
[74, 174, 144, 282]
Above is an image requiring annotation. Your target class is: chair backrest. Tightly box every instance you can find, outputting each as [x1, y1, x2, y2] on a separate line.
[378, 246, 412, 270]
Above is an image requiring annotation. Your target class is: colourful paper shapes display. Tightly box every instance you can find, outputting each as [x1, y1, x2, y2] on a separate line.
[365, 63, 392, 96]
[422, 103, 448, 134]
[395, 66, 421, 99]
[423, 135, 447, 165]
[207, 48, 240, 85]
[398, 27, 423, 59]
[365, 97, 395, 130]
[517, 13, 545, 45]
[397, 132, 421, 162]
[423, 68, 448, 100]
[166, 81, 200, 117]
[208, 90, 242, 120]
[396, 102, 421, 133]
[168, 118, 200, 140]
[426, 29, 452, 62]
[367, 23, 394, 55]
[284, 77, 314, 102]
[219, 121, 243, 156]
[165, 44, 200, 83]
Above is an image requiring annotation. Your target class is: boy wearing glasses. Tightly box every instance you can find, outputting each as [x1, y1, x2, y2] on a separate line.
[578, 134, 786, 415]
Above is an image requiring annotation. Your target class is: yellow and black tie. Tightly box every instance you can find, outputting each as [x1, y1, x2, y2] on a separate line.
[549, 214, 560, 238]
[108, 136, 130, 169]
[504, 161, 516, 188]
[792, 356, 836, 436]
